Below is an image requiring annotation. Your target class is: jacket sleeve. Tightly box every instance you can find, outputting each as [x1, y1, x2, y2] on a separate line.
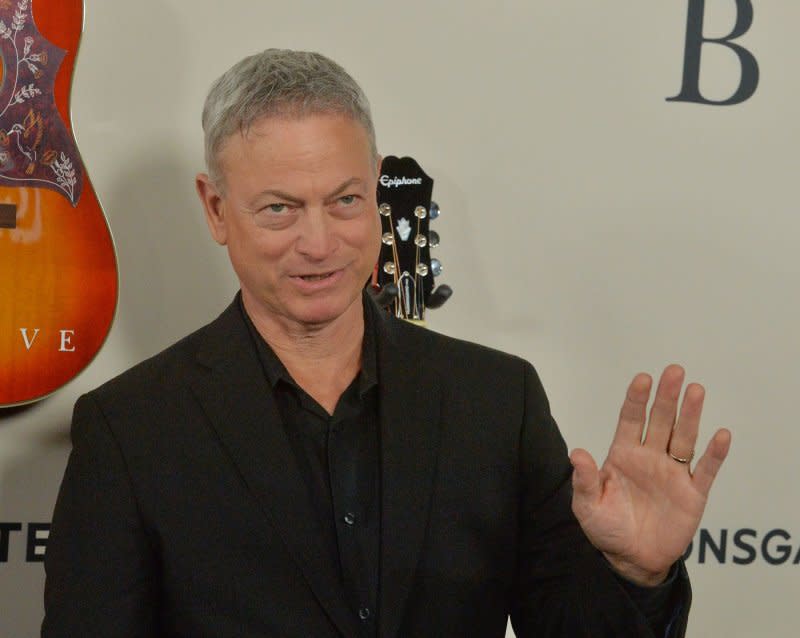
[42, 393, 158, 638]
[509, 362, 691, 638]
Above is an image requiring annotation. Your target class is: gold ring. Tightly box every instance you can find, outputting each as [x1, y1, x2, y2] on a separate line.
[669, 451, 694, 464]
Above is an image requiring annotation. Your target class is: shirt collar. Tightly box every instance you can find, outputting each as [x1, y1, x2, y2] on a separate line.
[239, 291, 379, 397]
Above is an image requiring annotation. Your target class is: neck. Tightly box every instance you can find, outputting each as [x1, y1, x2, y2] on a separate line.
[242, 292, 365, 413]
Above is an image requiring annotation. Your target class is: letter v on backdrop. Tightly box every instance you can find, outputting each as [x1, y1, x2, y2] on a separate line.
[668, 0, 759, 105]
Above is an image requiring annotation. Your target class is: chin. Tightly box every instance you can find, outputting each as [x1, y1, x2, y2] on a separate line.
[287, 294, 361, 328]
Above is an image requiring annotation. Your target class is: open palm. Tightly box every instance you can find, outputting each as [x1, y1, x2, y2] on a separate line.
[570, 365, 731, 586]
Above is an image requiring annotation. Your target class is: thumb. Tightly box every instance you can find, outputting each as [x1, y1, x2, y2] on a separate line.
[570, 448, 601, 511]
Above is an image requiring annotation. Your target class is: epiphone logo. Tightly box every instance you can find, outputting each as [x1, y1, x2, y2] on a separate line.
[18, 328, 77, 352]
[379, 175, 423, 188]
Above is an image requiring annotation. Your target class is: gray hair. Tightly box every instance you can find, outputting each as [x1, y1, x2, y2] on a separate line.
[202, 48, 377, 188]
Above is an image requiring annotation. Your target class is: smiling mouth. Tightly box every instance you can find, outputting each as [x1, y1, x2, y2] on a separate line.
[297, 271, 336, 281]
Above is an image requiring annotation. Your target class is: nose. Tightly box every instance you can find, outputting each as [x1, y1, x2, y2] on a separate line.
[294, 207, 338, 260]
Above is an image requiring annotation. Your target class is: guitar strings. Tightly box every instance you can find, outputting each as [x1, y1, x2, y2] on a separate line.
[386, 207, 403, 318]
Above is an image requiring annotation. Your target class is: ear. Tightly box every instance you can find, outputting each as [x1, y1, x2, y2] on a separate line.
[375, 154, 383, 177]
[196, 173, 228, 245]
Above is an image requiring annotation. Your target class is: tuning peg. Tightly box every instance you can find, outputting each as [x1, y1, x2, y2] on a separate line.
[369, 282, 399, 308]
[430, 258, 442, 277]
[426, 284, 452, 309]
[429, 230, 440, 247]
[429, 201, 440, 220]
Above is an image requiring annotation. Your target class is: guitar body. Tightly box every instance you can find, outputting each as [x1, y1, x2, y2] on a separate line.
[0, 0, 117, 407]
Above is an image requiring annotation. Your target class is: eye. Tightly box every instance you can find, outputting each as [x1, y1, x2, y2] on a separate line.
[339, 194, 357, 205]
[251, 202, 299, 229]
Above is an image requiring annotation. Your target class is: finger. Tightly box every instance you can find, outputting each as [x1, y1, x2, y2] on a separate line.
[643, 364, 685, 451]
[570, 448, 602, 519]
[668, 382, 705, 461]
[611, 373, 652, 448]
[691, 428, 732, 496]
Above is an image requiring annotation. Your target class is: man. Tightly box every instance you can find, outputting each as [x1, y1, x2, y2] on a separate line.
[42, 49, 731, 637]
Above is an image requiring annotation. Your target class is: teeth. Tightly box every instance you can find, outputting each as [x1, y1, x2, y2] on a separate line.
[301, 273, 331, 281]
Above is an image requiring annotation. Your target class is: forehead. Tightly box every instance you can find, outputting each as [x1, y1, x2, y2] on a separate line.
[218, 113, 372, 175]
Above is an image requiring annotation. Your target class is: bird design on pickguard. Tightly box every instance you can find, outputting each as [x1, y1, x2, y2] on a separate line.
[0, 0, 82, 205]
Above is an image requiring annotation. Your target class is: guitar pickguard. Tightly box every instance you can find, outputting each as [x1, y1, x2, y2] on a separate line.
[0, 0, 82, 205]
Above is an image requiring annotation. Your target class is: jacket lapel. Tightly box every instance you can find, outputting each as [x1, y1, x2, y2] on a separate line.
[189, 300, 359, 638]
[375, 315, 443, 638]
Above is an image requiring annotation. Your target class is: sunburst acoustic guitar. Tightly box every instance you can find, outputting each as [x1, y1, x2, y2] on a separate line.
[0, 0, 117, 408]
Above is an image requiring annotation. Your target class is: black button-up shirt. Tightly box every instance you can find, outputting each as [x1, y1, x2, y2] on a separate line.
[241, 298, 381, 637]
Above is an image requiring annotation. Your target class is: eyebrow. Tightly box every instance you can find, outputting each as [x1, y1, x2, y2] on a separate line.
[249, 189, 303, 207]
[325, 177, 365, 200]
[248, 178, 365, 207]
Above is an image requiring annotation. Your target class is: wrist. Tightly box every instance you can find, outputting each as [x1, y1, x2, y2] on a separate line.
[601, 553, 670, 587]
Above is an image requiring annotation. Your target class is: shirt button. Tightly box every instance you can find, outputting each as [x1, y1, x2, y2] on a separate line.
[343, 512, 356, 526]
[358, 607, 371, 621]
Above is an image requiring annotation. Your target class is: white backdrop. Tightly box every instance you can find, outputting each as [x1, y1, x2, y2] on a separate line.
[1, 0, 795, 635]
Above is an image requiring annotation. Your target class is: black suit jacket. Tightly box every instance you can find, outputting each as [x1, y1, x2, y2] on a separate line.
[43, 297, 690, 637]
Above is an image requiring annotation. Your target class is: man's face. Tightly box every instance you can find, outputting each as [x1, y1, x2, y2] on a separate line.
[197, 113, 381, 331]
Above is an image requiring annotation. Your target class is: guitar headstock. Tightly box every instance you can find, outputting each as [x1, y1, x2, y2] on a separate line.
[371, 155, 452, 322]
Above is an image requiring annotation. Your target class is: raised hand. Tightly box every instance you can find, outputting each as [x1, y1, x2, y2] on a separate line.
[569, 364, 732, 586]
